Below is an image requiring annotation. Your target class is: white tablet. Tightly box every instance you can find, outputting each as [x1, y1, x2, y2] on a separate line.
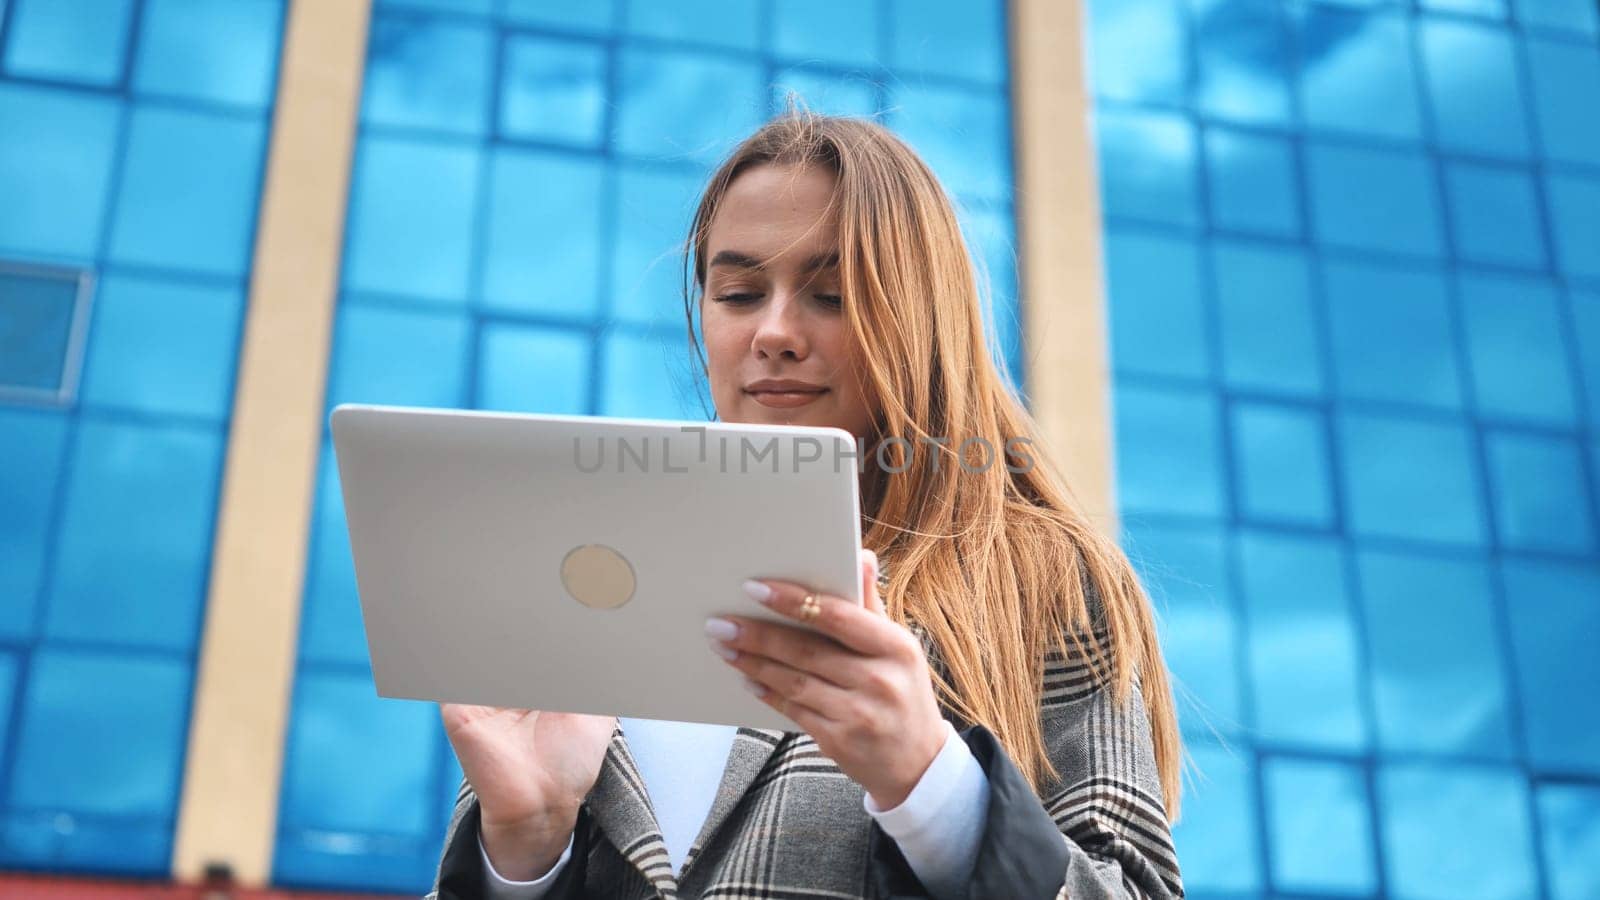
[329, 403, 864, 731]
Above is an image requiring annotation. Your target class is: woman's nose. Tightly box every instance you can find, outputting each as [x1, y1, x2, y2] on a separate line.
[752, 291, 810, 360]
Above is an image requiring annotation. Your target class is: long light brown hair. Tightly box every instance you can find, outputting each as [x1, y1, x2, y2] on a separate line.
[678, 105, 1182, 821]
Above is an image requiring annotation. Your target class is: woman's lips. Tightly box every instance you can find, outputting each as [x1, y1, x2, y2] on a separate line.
[748, 388, 828, 408]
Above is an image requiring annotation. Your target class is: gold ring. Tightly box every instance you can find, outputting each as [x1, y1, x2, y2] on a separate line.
[798, 593, 821, 623]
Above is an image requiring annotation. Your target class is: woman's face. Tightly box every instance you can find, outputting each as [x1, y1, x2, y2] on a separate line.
[701, 163, 877, 439]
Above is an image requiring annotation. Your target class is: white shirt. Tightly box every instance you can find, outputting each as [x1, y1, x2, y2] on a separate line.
[479, 718, 989, 899]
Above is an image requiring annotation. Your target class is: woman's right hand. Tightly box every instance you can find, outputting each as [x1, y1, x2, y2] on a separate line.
[440, 704, 616, 880]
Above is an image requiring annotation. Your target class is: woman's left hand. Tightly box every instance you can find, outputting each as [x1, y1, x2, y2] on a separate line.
[705, 549, 948, 809]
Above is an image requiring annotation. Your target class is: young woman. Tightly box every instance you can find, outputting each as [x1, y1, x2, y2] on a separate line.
[430, 109, 1185, 900]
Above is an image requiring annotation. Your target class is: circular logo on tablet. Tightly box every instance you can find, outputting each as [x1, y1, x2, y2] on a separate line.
[560, 544, 635, 609]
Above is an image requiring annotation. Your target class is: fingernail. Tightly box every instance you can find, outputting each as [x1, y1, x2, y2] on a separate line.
[704, 616, 739, 641]
[863, 549, 879, 579]
[741, 677, 767, 697]
[707, 638, 737, 661]
[742, 580, 773, 604]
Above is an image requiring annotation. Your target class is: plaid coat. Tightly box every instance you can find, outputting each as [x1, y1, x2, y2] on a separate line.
[429, 589, 1184, 899]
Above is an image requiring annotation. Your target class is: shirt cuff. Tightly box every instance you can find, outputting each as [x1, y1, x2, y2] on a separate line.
[479, 828, 575, 900]
[862, 718, 976, 834]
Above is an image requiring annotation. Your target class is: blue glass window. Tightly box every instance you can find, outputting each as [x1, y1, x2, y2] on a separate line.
[1211, 241, 1323, 396]
[1103, 229, 1209, 380]
[1573, 288, 1600, 425]
[614, 48, 763, 167]
[1502, 559, 1600, 774]
[362, 15, 492, 137]
[1121, 524, 1242, 736]
[78, 274, 244, 421]
[343, 136, 482, 303]
[0, 653, 15, 772]
[2, 0, 134, 87]
[1191, 0, 1291, 125]
[2, 812, 173, 875]
[0, 266, 80, 395]
[772, 0, 880, 68]
[1229, 402, 1334, 527]
[772, 69, 879, 119]
[0, 410, 68, 641]
[1536, 784, 1600, 900]
[1515, 0, 1600, 36]
[1421, 0, 1505, 15]
[481, 149, 605, 319]
[1114, 384, 1224, 520]
[279, 673, 438, 835]
[1544, 171, 1600, 281]
[498, 35, 606, 147]
[0, 84, 120, 260]
[1356, 549, 1513, 758]
[1459, 272, 1578, 425]
[1524, 38, 1600, 167]
[1417, 19, 1529, 159]
[600, 330, 703, 420]
[133, 0, 282, 109]
[1323, 260, 1462, 410]
[1593, 442, 1600, 521]
[625, 0, 759, 51]
[1338, 413, 1486, 546]
[325, 302, 470, 411]
[888, 0, 1005, 85]
[438, 748, 465, 833]
[299, 445, 366, 668]
[107, 106, 267, 277]
[476, 324, 591, 415]
[44, 419, 221, 651]
[889, 84, 1011, 205]
[1204, 129, 1300, 237]
[502, 0, 614, 32]
[1294, 6, 1423, 141]
[1170, 745, 1261, 893]
[1237, 531, 1367, 750]
[380, 0, 491, 15]
[275, 672, 439, 892]
[1263, 758, 1376, 894]
[1486, 431, 1597, 555]
[1085, 0, 1187, 105]
[608, 165, 702, 329]
[1442, 161, 1546, 269]
[1378, 764, 1538, 898]
[1305, 143, 1443, 258]
[8, 649, 190, 819]
[1094, 109, 1198, 228]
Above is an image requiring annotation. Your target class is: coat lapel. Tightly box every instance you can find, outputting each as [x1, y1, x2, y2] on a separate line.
[677, 725, 788, 884]
[584, 721, 681, 898]
[584, 722, 790, 898]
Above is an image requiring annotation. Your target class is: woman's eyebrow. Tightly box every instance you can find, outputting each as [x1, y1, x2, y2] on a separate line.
[709, 250, 839, 272]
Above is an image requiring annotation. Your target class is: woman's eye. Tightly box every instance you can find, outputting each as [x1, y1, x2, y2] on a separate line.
[710, 292, 842, 307]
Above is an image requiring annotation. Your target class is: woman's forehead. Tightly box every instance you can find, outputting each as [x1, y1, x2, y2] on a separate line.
[717, 164, 836, 223]
[706, 164, 840, 270]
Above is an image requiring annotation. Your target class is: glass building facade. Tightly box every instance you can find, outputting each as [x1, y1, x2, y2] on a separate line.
[0, 0, 1595, 896]
[1092, 0, 1600, 897]
[0, 0, 285, 878]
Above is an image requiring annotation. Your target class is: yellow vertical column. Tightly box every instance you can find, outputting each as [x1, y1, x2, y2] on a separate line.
[1010, 0, 1117, 525]
[172, 0, 371, 885]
